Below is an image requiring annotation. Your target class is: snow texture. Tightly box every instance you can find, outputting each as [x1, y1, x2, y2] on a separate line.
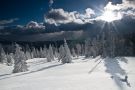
[0, 56, 135, 90]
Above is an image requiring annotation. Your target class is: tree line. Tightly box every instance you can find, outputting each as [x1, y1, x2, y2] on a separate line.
[0, 35, 134, 73]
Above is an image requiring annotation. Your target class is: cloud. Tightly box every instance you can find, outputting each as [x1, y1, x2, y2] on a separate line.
[26, 21, 39, 28]
[44, 8, 96, 32]
[45, 8, 95, 25]
[44, 22, 93, 32]
[26, 21, 45, 29]
[120, 0, 135, 18]
[122, 0, 135, 8]
[105, 0, 135, 10]
[0, 26, 4, 30]
[43, 1, 135, 33]
[45, 0, 135, 27]
[0, 0, 135, 38]
[0, 18, 18, 25]
[117, 0, 135, 10]
[17, 1, 135, 35]
[45, 9, 71, 23]
[80, 8, 95, 19]
[97, 0, 135, 20]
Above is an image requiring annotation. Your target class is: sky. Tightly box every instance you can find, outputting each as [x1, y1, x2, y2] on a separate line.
[0, 0, 135, 41]
[0, 0, 122, 25]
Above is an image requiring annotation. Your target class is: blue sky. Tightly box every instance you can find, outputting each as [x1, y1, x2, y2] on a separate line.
[0, 0, 122, 25]
[0, 0, 135, 41]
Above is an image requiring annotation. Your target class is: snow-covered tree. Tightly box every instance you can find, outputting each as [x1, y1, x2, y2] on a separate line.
[13, 44, 28, 73]
[84, 38, 100, 58]
[0, 47, 7, 64]
[25, 51, 32, 60]
[81, 44, 85, 56]
[102, 32, 107, 58]
[71, 48, 76, 57]
[7, 53, 14, 66]
[91, 38, 98, 58]
[54, 47, 59, 58]
[49, 45, 54, 60]
[25, 44, 31, 52]
[28, 50, 33, 59]
[32, 47, 37, 58]
[76, 44, 81, 57]
[90, 46, 96, 58]
[84, 39, 92, 58]
[61, 39, 72, 64]
[42, 45, 47, 58]
[39, 46, 47, 58]
[58, 45, 65, 61]
[46, 45, 54, 62]
[39, 47, 44, 58]
[36, 49, 40, 58]
[46, 50, 52, 62]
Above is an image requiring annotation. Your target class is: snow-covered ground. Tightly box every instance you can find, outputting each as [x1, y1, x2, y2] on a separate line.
[0, 56, 135, 90]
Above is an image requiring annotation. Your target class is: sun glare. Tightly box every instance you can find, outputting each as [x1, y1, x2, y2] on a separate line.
[101, 11, 115, 22]
[97, 2, 122, 22]
[100, 10, 122, 22]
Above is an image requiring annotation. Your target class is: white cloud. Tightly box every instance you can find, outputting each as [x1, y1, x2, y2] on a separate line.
[0, 18, 18, 25]
[26, 21, 45, 29]
[45, 8, 95, 25]
[45, 0, 135, 25]
[85, 8, 95, 18]
[97, 0, 135, 21]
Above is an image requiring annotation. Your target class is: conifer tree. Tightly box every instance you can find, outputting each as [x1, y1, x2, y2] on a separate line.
[46, 45, 54, 62]
[71, 48, 76, 57]
[0, 48, 7, 64]
[61, 39, 72, 64]
[13, 44, 28, 73]
[7, 53, 14, 66]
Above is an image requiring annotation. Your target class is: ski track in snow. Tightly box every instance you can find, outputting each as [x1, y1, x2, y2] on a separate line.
[0, 56, 135, 90]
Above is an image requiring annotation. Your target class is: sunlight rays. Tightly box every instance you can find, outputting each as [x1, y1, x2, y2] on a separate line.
[95, 2, 123, 35]
[96, 2, 122, 22]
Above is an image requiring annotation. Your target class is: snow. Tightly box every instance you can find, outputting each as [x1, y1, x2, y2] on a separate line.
[0, 56, 135, 90]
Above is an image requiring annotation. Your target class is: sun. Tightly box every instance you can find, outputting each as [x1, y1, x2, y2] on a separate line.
[100, 11, 116, 22]
[99, 10, 122, 22]
[97, 2, 122, 22]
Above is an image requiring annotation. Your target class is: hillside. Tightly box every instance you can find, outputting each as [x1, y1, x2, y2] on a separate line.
[0, 56, 135, 90]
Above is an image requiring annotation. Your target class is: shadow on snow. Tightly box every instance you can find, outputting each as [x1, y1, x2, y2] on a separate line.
[0, 63, 63, 80]
[104, 57, 130, 90]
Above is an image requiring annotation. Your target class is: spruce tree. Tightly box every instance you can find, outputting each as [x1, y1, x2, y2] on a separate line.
[49, 45, 54, 60]
[43, 45, 47, 58]
[61, 39, 72, 64]
[7, 53, 14, 66]
[25, 51, 32, 60]
[85, 39, 92, 58]
[13, 44, 28, 73]
[71, 48, 76, 57]
[46, 45, 54, 62]
[0, 48, 7, 64]
[76, 44, 81, 57]
[46, 50, 52, 62]
[58, 45, 65, 61]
